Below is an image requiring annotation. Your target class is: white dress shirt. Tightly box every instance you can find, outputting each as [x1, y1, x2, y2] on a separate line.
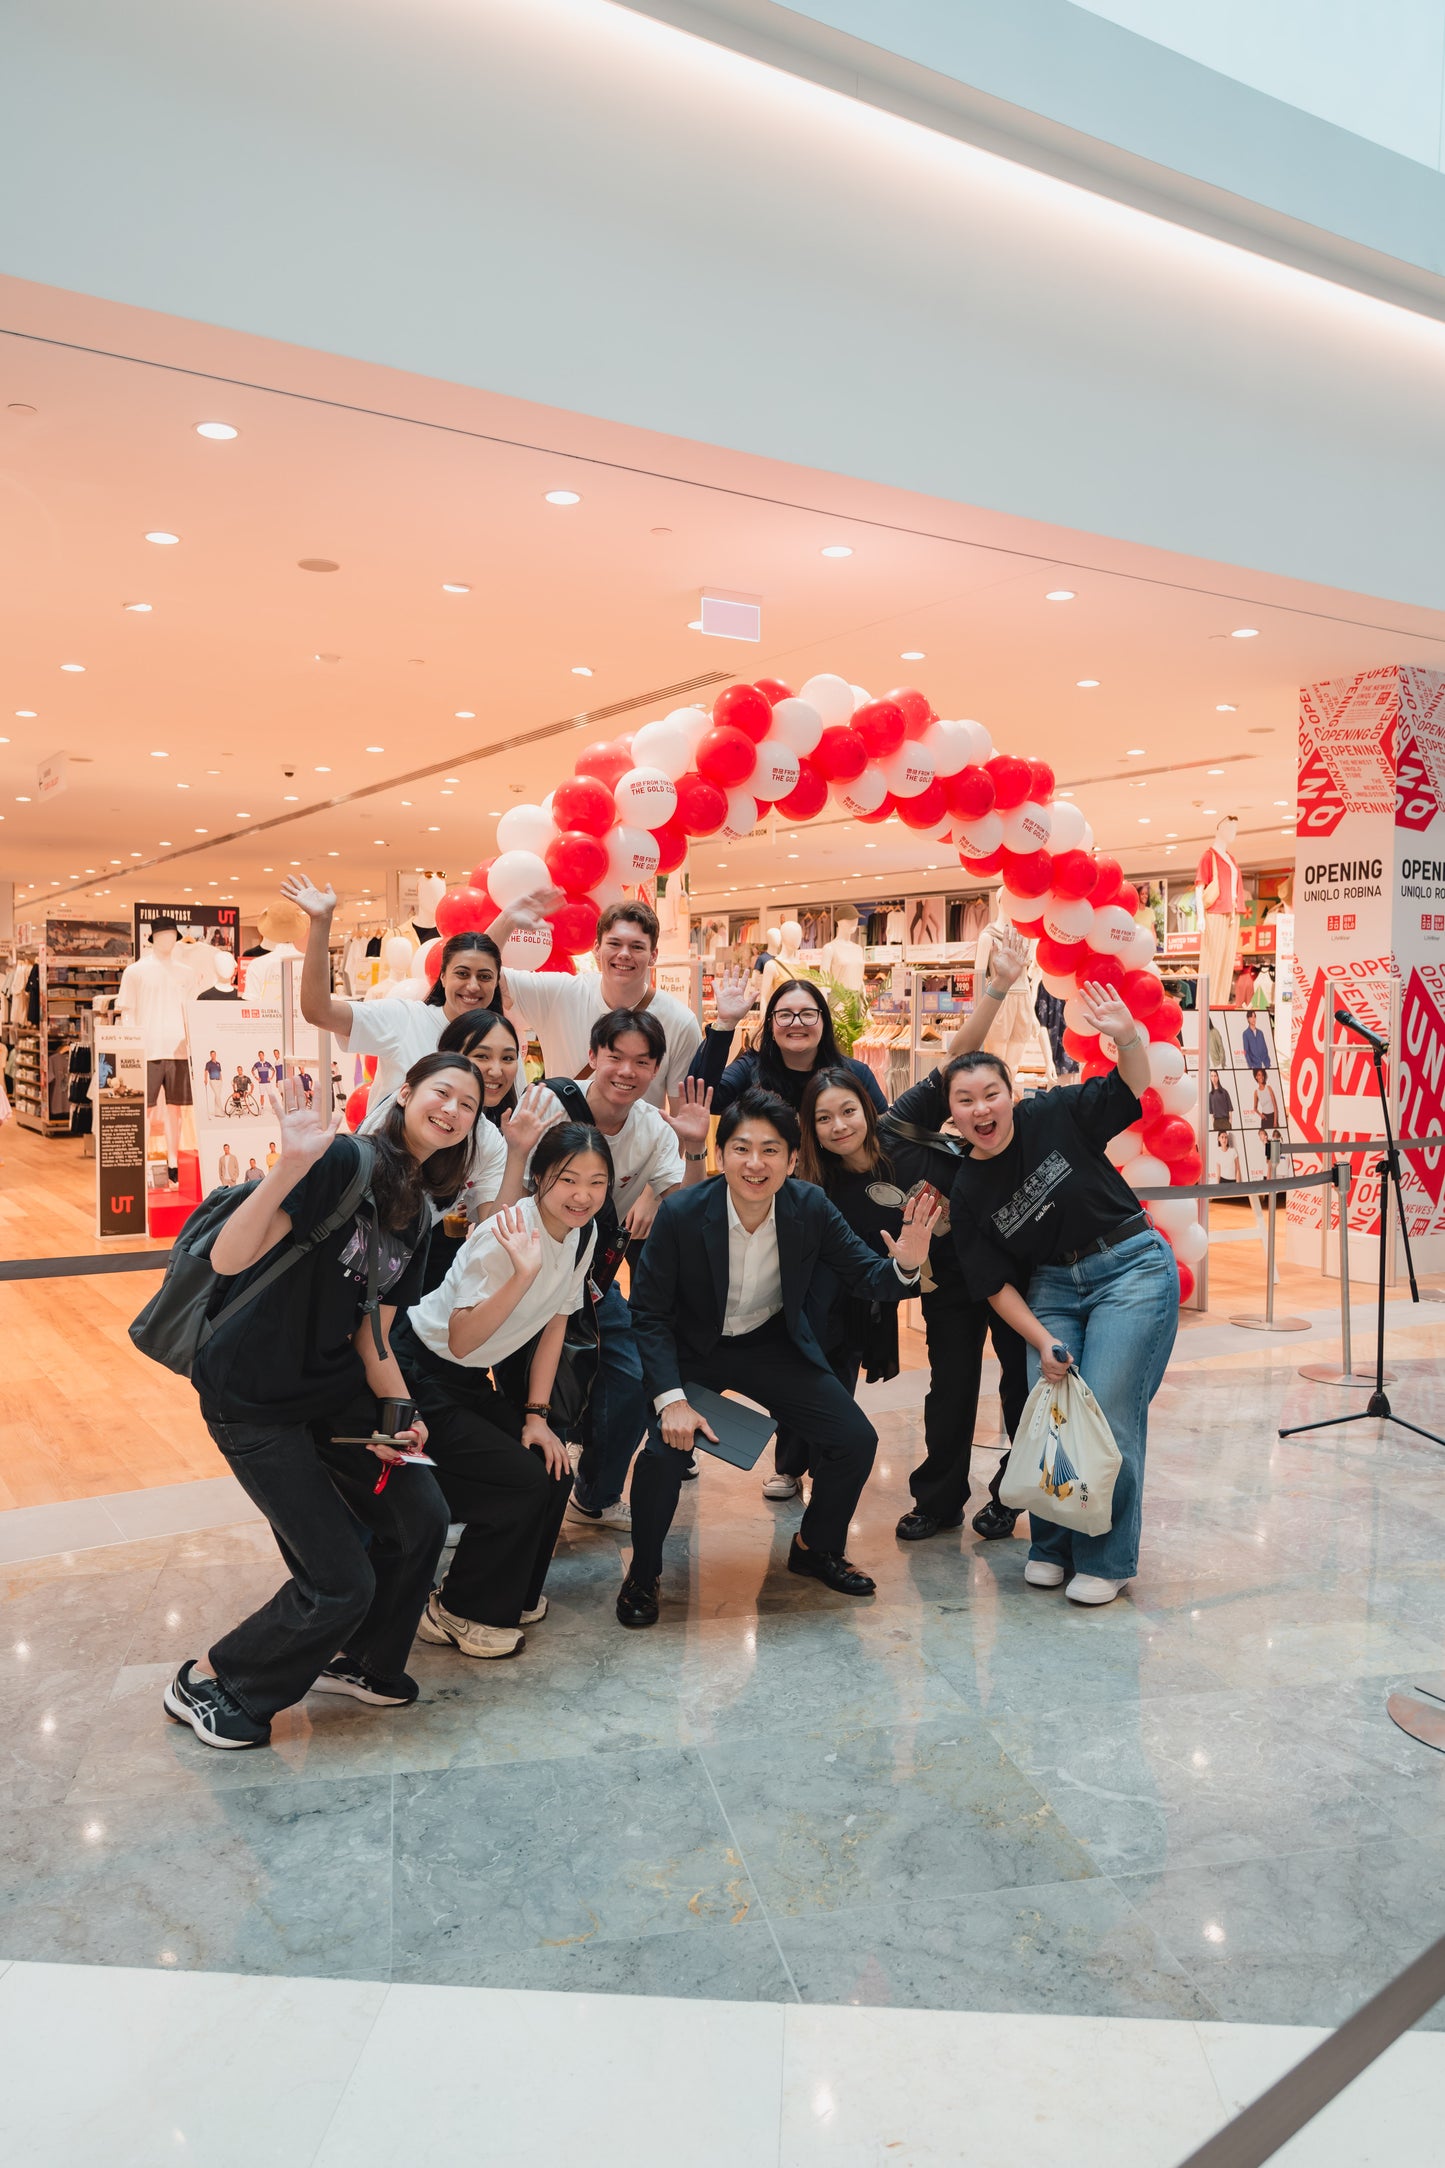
[722, 1190, 783, 1338]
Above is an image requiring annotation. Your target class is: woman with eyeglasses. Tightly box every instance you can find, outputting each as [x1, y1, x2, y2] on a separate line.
[689, 972, 888, 1115]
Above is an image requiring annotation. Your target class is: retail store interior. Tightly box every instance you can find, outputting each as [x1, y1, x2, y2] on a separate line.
[4, 290, 1445, 2164]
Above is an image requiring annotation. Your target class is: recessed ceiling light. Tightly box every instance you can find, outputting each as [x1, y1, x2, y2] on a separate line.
[1202, 807, 1217, 815]
[787, 852, 799, 859]
[1206, 767, 1225, 775]
[177, 782, 189, 789]
[571, 666, 593, 677]
[454, 710, 475, 719]
[124, 601, 152, 613]
[60, 662, 85, 673]
[327, 851, 340, 858]
[441, 582, 471, 594]
[863, 842, 876, 849]
[545, 490, 581, 505]
[427, 825, 441, 832]
[151, 750, 168, 758]
[1125, 748, 1146, 757]
[373, 838, 386, 845]
[440, 790, 454, 797]
[236, 812, 251, 819]
[194, 827, 208, 834]
[1231, 627, 1259, 639]
[15, 795, 31, 803]
[314, 652, 340, 664]
[315, 765, 331, 773]
[901, 650, 925, 661]
[15, 709, 36, 717]
[686, 619, 703, 631]
[1138, 817, 1151, 824]
[1216, 703, 1238, 713]
[1056, 789, 1074, 798]
[283, 794, 299, 802]
[401, 799, 413, 807]
[1165, 832, 1178, 839]
[820, 544, 853, 558]
[1076, 679, 1099, 689]
[129, 851, 143, 858]
[1273, 799, 1290, 807]
[145, 531, 179, 545]
[1045, 589, 1075, 602]
[365, 745, 384, 753]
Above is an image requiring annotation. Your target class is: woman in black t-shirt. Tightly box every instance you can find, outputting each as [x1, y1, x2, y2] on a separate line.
[946, 985, 1179, 1608]
[165, 1053, 483, 1751]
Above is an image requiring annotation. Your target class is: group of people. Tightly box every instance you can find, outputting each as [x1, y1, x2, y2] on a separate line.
[160, 872, 1179, 1754]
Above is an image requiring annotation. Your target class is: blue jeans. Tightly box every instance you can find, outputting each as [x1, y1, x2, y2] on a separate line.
[574, 1282, 649, 1511]
[1022, 1230, 1178, 1583]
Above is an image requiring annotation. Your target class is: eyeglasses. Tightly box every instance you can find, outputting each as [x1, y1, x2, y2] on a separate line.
[773, 1008, 821, 1026]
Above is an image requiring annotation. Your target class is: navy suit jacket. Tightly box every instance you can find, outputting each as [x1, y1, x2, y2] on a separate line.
[629, 1175, 915, 1401]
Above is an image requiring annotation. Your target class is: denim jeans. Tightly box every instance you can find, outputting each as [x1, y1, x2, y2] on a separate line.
[1022, 1230, 1178, 1583]
[574, 1282, 649, 1512]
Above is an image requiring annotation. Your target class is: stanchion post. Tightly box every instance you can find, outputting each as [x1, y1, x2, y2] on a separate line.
[1194, 969, 1210, 1312]
[1386, 976, 1402, 1289]
[1299, 1157, 1388, 1385]
[1232, 1134, 1312, 1332]
[280, 956, 294, 1073]
[1320, 1016, 1333, 1277]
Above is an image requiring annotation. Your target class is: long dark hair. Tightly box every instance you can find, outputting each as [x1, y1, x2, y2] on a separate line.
[370, 1052, 482, 1229]
[439, 1007, 521, 1123]
[526, 1120, 615, 1206]
[797, 1066, 892, 1192]
[755, 978, 841, 1096]
[424, 930, 503, 1008]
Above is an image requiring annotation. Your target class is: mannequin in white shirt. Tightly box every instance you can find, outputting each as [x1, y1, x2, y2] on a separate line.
[759, 919, 808, 1012]
[241, 899, 311, 1005]
[367, 935, 417, 1001]
[117, 918, 194, 1180]
[817, 908, 866, 994]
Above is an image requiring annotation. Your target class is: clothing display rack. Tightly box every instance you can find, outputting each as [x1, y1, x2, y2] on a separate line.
[12, 946, 129, 1136]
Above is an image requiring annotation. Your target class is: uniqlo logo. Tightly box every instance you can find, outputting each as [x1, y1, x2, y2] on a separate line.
[1395, 733, 1439, 831]
[1297, 739, 1346, 836]
[1327, 914, 1341, 931]
[1343, 914, 1356, 931]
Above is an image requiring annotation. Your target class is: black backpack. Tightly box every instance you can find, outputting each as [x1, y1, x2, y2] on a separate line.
[130, 1138, 381, 1377]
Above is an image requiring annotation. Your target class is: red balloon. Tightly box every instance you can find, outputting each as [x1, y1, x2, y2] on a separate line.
[575, 738, 633, 792]
[856, 794, 897, 825]
[696, 725, 758, 788]
[344, 1085, 370, 1132]
[943, 765, 996, 822]
[539, 950, 577, 974]
[674, 770, 728, 836]
[552, 774, 616, 837]
[1035, 934, 1090, 976]
[1115, 881, 1141, 917]
[1080, 1057, 1114, 1082]
[650, 816, 688, 875]
[886, 687, 934, 739]
[1139, 1087, 1165, 1120]
[896, 777, 949, 830]
[547, 895, 601, 952]
[1176, 1260, 1195, 1303]
[1027, 758, 1056, 803]
[999, 847, 1053, 897]
[1050, 848, 1096, 900]
[852, 699, 907, 759]
[1143, 1114, 1194, 1161]
[1084, 953, 1126, 994]
[435, 886, 495, 938]
[1169, 1148, 1202, 1186]
[424, 943, 445, 985]
[776, 757, 828, 821]
[958, 847, 1005, 876]
[546, 829, 609, 894]
[754, 676, 794, 708]
[1146, 996, 1184, 1042]
[712, 683, 773, 743]
[813, 725, 868, 782]
[468, 857, 494, 894]
[985, 754, 1032, 811]
[1089, 856, 1124, 908]
[1122, 968, 1165, 1019]
[1063, 1028, 1102, 1062]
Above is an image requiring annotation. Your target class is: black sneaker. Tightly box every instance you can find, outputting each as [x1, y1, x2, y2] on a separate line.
[972, 1501, 1019, 1541]
[163, 1659, 271, 1750]
[895, 1509, 964, 1542]
[786, 1537, 875, 1596]
[680, 1453, 699, 1481]
[311, 1661, 419, 1706]
[616, 1574, 660, 1628]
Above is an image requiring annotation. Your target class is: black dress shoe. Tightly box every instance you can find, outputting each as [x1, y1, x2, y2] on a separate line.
[787, 1537, 875, 1597]
[680, 1453, 699, 1481]
[616, 1575, 660, 1628]
[894, 1509, 963, 1542]
[972, 1501, 1019, 1541]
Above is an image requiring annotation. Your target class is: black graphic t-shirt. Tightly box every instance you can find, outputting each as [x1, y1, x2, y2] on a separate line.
[948, 1072, 1144, 1300]
[194, 1135, 429, 1424]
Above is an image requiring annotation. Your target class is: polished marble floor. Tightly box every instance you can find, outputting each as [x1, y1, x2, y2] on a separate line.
[4, 1324, 1445, 2061]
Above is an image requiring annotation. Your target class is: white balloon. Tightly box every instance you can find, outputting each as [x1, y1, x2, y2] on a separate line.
[1125, 1153, 1170, 1191]
[1041, 969, 1080, 999]
[540, 791, 555, 818]
[1159, 1073, 1197, 1117]
[495, 805, 554, 857]
[1078, 821, 1095, 854]
[834, 770, 888, 818]
[921, 718, 970, 777]
[1062, 994, 1093, 1032]
[880, 744, 935, 798]
[956, 810, 1003, 856]
[752, 737, 801, 800]
[999, 799, 1053, 853]
[800, 673, 855, 730]
[963, 719, 994, 765]
[1042, 895, 1094, 943]
[1000, 885, 1048, 923]
[607, 824, 661, 881]
[1086, 904, 1137, 955]
[410, 936, 439, 980]
[1150, 1196, 1198, 1240]
[1146, 1042, 1186, 1086]
[627, 723, 691, 782]
[1047, 799, 1088, 852]
[1174, 1220, 1209, 1265]
[849, 684, 873, 711]
[590, 874, 625, 910]
[721, 788, 759, 840]
[612, 766, 678, 828]
[1124, 922, 1158, 965]
[501, 922, 554, 969]
[769, 697, 823, 756]
[487, 848, 552, 909]
[1105, 1126, 1143, 1168]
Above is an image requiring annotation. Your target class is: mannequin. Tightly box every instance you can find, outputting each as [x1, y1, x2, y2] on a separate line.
[241, 898, 311, 1004]
[1196, 815, 1245, 1006]
[116, 918, 194, 1182]
[367, 934, 418, 1001]
[759, 919, 809, 1011]
[816, 907, 865, 994]
[974, 894, 1054, 1079]
[196, 950, 240, 1000]
[415, 871, 447, 940]
[176, 930, 219, 993]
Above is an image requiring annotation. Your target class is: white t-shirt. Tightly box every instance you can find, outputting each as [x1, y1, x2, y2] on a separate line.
[504, 971, 701, 1108]
[408, 1197, 595, 1370]
[342, 997, 447, 1103]
[538, 1084, 683, 1218]
[116, 954, 192, 1059]
[361, 1092, 509, 1223]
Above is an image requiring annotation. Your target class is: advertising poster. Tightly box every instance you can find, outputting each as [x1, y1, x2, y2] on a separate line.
[185, 993, 322, 1202]
[93, 1023, 148, 1236]
[1287, 665, 1445, 1269]
[134, 900, 240, 959]
[46, 917, 131, 963]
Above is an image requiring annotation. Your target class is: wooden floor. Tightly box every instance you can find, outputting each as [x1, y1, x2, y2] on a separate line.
[0, 1120, 1434, 1509]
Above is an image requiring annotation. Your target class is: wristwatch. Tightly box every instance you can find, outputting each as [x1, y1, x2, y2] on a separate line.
[524, 1402, 551, 1418]
[684, 1151, 708, 1162]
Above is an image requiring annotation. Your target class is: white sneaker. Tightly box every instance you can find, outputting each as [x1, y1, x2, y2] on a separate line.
[762, 1472, 800, 1501]
[1023, 1559, 1067, 1588]
[1066, 1574, 1125, 1606]
[565, 1495, 632, 1531]
[520, 1596, 548, 1626]
[416, 1591, 523, 1659]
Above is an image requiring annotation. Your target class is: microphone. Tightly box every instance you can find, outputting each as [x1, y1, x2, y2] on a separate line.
[1334, 1006, 1388, 1051]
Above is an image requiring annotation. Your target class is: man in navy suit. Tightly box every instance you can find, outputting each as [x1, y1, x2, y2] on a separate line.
[620, 1087, 939, 1627]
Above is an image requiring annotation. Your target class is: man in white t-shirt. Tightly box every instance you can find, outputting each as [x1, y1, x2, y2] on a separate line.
[531, 1006, 712, 1531]
[490, 894, 701, 1109]
[284, 873, 501, 1104]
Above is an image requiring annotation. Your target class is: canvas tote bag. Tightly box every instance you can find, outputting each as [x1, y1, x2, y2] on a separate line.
[999, 1367, 1122, 1537]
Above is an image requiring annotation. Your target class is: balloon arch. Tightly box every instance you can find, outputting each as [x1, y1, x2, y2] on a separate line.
[428, 673, 1208, 1291]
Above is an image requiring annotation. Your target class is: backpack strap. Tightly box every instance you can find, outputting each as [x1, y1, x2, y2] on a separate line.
[543, 1075, 594, 1127]
[196, 1137, 380, 1351]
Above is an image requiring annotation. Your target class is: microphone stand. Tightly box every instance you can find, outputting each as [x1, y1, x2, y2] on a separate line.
[1280, 1024, 1443, 1448]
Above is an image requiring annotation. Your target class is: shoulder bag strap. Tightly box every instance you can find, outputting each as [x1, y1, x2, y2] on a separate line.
[197, 1137, 378, 1349]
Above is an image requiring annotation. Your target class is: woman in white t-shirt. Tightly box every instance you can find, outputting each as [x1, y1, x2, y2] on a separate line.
[1252, 1068, 1279, 1136]
[393, 1121, 615, 1659]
